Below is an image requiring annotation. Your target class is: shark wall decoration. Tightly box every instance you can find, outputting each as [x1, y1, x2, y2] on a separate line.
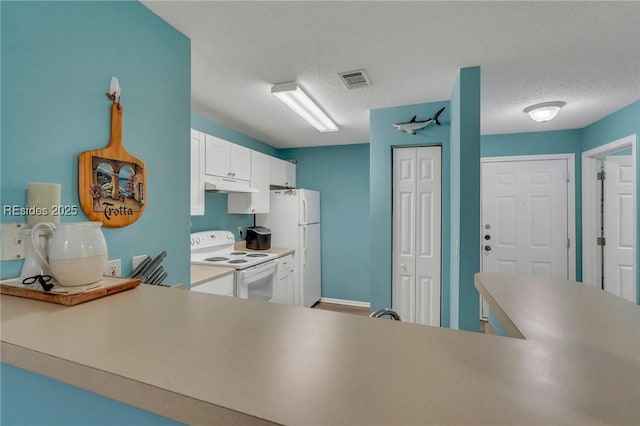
[393, 107, 445, 134]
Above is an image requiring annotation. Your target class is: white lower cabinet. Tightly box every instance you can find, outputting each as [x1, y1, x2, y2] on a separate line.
[228, 151, 271, 214]
[191, 274, 234, 297]
[274, 255, 293, 305]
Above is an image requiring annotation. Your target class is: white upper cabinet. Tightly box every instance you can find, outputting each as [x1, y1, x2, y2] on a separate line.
[271, 157, 296, 188]
[190, 129, 205, 216]
[205, 134, 250, 181]
[228, 151, 271, 214]
[192, 129, 298, 215]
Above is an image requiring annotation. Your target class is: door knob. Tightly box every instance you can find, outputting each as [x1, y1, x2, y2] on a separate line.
[484, 245, 492, 251]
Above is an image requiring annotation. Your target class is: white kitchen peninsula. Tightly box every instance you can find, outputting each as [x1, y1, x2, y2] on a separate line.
[1, 273, 639, 425]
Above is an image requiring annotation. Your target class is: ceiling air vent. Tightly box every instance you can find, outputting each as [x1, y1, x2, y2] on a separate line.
[338, 69, 371, 90]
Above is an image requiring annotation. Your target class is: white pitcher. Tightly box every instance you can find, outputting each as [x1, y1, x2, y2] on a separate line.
[31, 221, 108, 287]
[19, 227, 53, 282]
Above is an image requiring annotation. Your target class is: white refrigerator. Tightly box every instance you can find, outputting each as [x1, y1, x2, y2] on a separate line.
[256, 189, 321, 307]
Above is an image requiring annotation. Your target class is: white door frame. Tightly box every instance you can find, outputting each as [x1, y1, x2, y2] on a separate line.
[582, 134, 637, 289]
[481, 154, 576, 281]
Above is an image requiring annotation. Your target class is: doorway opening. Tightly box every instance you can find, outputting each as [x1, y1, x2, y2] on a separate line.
[582, 134, 637, 303]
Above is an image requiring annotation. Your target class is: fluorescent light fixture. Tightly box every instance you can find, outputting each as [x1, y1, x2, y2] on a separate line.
[271, 82, 338, 132]
[524, 101, 566, 122]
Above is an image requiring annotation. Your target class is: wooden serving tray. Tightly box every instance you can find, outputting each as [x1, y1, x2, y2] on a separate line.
[0, 276, 141, 306]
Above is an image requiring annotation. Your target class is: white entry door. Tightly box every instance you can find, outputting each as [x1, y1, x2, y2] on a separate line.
[481, 158, 570, 317]
[603, 154, 636, 302]
[392, 146, 442, 326]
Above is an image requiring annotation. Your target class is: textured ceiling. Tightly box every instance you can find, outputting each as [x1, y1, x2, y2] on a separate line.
[142, 1, 640, 148]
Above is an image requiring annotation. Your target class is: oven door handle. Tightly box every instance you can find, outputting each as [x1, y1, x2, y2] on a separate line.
[240, 263, 276, 282]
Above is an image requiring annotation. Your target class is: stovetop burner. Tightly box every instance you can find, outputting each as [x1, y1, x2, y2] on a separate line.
[205, 256, 229, 262]
[230, 252, 247, 256]
[228, 259, 248, 264]
[247, 253, 268, 257]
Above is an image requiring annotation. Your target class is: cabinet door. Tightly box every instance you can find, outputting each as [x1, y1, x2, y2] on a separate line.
[270, 157, 296, 188]
[230, 144, 251, 181]
[251, 152, 271, 213]
[205, 134, 230, 177]
[275, 255, 293, 304]
[190, 130, 205, 216]
[228, 150, 271, 214]
[284, 161, 296, 188]
[271, 157, 285, 187]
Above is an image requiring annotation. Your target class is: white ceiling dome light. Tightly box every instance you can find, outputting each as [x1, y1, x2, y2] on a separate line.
[524, 101, 566, 122]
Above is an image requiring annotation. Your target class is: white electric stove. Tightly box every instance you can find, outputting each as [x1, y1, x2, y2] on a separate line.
[190, 230, 278, 302]
[190, 230, 278, 268]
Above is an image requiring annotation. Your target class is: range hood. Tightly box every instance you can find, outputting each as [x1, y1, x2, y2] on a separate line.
[204, 176, 259, 193]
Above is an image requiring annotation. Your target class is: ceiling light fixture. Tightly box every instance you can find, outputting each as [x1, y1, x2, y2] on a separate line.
[524, 101, 566, 123]
[271, 82, 338, 132]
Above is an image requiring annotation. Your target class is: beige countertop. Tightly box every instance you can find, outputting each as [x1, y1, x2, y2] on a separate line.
[2, 273, 639, 425]
[190, 264, 234, 286]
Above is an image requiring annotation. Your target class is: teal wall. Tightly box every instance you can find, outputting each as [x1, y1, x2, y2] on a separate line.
[369, 100, 452, 324]
[481, 129, 583, 281]
[581, 101, 639, 152]
[1, 1, 191, 283]
[449, 67, 481, 331]
[0, 1, 191, 423]
[281, 144, 370, 302]
[190, 112, 281, 237]
[481, 129, 583, 157]
[191, 111, 280, 157]
[1, 364, 183, 426]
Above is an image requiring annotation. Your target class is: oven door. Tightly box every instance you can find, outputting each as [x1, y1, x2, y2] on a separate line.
[236, 260, 276, 302]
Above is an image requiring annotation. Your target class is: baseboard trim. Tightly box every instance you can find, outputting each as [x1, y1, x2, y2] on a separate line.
[319, 297, 370, 308]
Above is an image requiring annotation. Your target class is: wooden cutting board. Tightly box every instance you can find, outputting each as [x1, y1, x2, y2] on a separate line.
[79, 102, 146, 227]
[0, 276, 141, 306]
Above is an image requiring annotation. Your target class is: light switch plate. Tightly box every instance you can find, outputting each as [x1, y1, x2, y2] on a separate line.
[132, 255, 148, 271]
[1, 222, 27, 261]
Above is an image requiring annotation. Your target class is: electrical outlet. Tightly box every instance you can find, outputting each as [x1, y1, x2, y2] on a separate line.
[1, 222, 27, 260]
[237, 226, 242, 236]
[105, 259, 121, 277]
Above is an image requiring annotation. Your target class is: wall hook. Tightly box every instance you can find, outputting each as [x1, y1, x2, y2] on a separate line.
[106, 76, 121, 104]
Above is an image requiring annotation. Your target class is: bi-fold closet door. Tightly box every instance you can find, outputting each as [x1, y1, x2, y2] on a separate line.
[392, 146, 442, 326]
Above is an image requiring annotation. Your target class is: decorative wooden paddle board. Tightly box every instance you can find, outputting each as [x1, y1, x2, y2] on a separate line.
[0, 276, 141, 306]
[79, 102, 146, 227]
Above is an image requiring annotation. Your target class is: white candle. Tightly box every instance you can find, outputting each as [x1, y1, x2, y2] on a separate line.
[27, 182, 61, 227]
